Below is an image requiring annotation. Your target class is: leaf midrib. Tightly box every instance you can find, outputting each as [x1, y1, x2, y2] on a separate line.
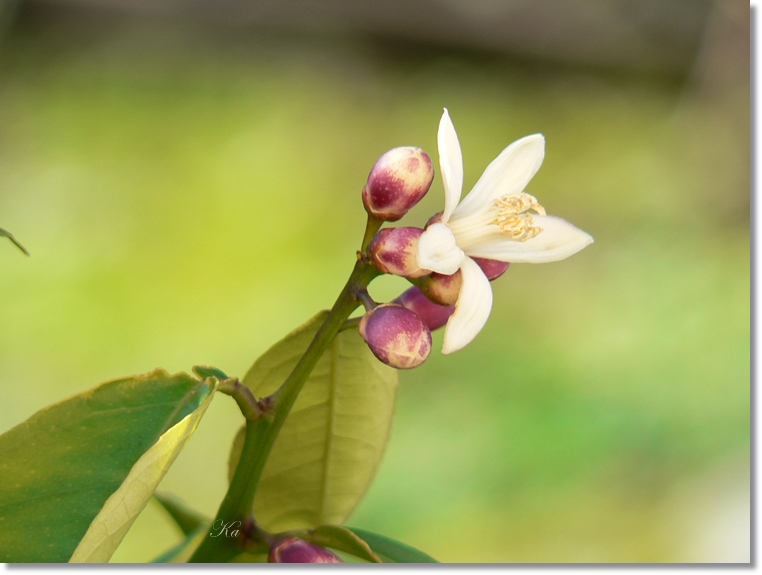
[316, 336, 340, 523]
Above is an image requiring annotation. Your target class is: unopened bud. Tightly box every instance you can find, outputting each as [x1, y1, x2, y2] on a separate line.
[415, 257, 508, 306]
[393, 286, 454, 331]
[472, 257, 510, 280]
[359, 304, 432, 369]
[268, 537, 343, 563]
[416, 270, 462, 306]
[369, 227, 428, 278]
[425, 211, 443, 228]
[362, 147, 434, 221]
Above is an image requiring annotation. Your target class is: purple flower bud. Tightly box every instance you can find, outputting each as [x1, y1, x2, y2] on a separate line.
[393, 286, 454, 331]
[472, 257, 510, 280]
[416, 269, 462, 306]
[359, 304, 432, 369]
[368, 227, 428, 278]
[268, 537, 343, 563]
[362, 147, 434, 221]
[425, 211, 444, 228]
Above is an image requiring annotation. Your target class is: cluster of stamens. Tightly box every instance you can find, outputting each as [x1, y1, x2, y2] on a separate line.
[491, 193, 546, 241]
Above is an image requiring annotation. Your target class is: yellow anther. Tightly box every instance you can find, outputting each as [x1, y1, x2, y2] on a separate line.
[491, 193, 546, 241]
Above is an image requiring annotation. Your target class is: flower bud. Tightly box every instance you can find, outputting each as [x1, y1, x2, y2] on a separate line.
[472, 257, 510, 280]
[362, 147, 434, 221]
[414, 258, 508, 307]
[416, 269, 462, 306]
[393, 286, 454, 331]
[359, 304, 432, 369]
[425, 211, 443, 228]
[369, 227, 428, 278]
[268, 537, 343, 563]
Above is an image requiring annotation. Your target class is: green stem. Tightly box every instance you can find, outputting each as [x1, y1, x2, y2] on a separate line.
[216, 379, 262, 421]
[0, 227, 29, 256]
[339, 316, 361, 332]
[361, 215, 383, 253]
[189, 259, 380, 562]
[356, 289, 376, 311]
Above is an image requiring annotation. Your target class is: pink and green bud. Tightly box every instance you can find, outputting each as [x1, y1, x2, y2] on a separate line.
[472, 257, 510, 280]
[362, 147, 434, 221]
[369, 227, 428, 278]
[416, 269, 462, 306]
[415, 258, 508, 307]
[359, 303, 432, 369]
[393, 286, 454, 331]
[268, 537, 343, 563]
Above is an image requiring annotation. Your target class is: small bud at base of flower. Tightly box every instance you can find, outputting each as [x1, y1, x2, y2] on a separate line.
[362, 147, 434, 221]
[394, 286, 454, 331]
[416, 269, 462, 306]
[359, 304, 432, 369]
[472, 257, 510, 281]
[425, 211, 444, 229]
[369, 227, 428, 278]
[268, 537, 343, 563]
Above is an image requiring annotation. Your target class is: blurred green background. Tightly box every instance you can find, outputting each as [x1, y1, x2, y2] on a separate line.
[0, 0, 749, 563]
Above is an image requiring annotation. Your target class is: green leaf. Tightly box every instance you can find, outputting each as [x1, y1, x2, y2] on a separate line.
[153, 491, 209, 536]
[0, 227, 29, 255]
[192, 365, 229, 381]
[228, 311, 399, 533]
[229, 551, 268, 563]
[290, 525, 381, 563]
[347, 527, 438, 563]
[0, 369, 217, 562]
[151, 524, 208, 563]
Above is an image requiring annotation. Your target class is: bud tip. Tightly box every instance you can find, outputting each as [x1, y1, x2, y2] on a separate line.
[362, 147, 434, 221]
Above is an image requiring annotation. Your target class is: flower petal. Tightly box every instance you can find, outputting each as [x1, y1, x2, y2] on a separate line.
[438, 108, 463, 224]
[441, 256, 493, 354]
[462, 215, 593, 263]
[416, 222, 466, 275]
[453, 133, 545, 220]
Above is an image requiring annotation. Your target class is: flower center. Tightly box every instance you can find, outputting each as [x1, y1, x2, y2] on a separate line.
[491, 193, 546, 241]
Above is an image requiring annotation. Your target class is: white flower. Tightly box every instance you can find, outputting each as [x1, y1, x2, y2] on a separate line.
[417, 109, 593, 354]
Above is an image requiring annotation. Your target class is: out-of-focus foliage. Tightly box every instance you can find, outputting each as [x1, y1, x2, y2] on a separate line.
[347, 527, 438, 563]
[153, 492, 208, 537]
[0, 3, 748, 563]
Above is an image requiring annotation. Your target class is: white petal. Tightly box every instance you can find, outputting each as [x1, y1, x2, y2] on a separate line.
[437, 108, 463, 224]
[453, 134, 545, 220]
[463, 215, 593, 263]
[416, 222, 465, 275]
[442, 257, 493, 354]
